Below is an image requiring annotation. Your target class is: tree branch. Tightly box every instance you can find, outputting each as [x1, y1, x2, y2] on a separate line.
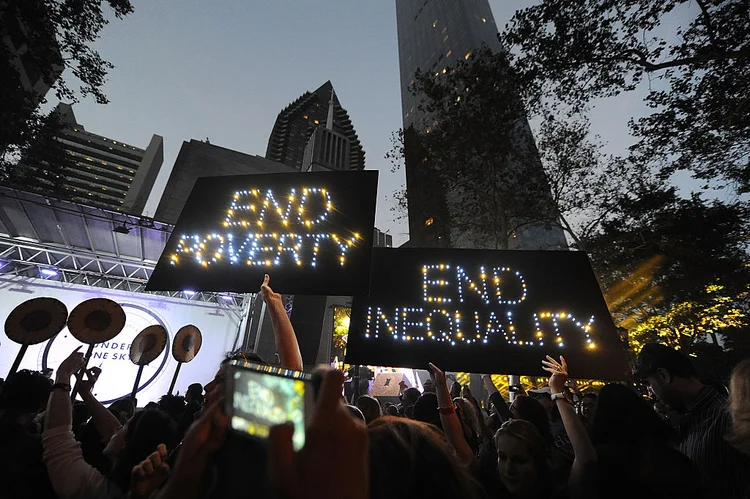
[694, 0, 719, 46]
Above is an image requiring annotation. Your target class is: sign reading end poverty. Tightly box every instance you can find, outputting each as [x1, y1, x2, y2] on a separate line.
[147, 171, 378, 295]
[346, 249, 629, 380]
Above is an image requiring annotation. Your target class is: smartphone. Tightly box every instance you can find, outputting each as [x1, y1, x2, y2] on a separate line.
[225, 360, 313, 451]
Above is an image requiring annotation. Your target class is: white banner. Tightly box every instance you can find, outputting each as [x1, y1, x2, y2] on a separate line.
[0, 276, 243, 405]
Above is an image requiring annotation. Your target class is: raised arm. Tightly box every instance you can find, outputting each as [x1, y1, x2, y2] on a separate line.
[44, 348, 109, 499]
[542, 355, 597, 499]
[78, 367, 123, 440]
[482, 374, 514, 422]
[261, 274, 303, 371]
[430, 363, 475, 466]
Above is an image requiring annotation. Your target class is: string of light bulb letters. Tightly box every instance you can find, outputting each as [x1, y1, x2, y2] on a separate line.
[169, 187, 361, 268]
[365, 263, 597, 349]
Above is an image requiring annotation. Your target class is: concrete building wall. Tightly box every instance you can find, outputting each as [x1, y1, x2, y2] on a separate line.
[154, 140, 295, 224]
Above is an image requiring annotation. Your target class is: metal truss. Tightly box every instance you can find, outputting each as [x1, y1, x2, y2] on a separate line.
[0, 236, 249, 307]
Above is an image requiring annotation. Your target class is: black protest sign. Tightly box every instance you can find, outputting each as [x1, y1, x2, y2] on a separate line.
[147, 171, 378, 295]
[346, 248, 629, 380]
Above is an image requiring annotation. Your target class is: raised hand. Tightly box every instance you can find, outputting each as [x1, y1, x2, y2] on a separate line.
[542, 355, 568, 393]
[76, 367, 101, 394]
[56, 346, 86, 382]
[130, 444, 170, 499]
[428, 362, 448, 387]
[260, 274, 282, 304]
[269, 369, 369, 499]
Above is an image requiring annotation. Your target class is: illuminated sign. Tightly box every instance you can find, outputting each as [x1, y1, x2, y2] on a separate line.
[346, 249, 629, 380]
[147, 171, 378, 295]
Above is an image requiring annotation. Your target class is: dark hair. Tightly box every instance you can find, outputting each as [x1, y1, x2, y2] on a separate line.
[356, 395, 382, 424]
[186, 383, 204, 404]
[412, 393, 442, 429]
[158, 394, 186, 422]
[368, 417, 484, 499]
[401, 387, 421, 405]
[109, 409, 177, 492]
[108, 398, 136, 424]
[511, 395, 553, 445]
[346, 404, 366, 423]
[0, 370, 52, 413]
[591, 383, 676, 446]
[582, 392, 598, 401]
[634, 343, 698, 379]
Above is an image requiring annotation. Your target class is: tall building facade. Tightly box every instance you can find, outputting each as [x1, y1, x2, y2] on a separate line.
[374, 228, 393, 248]
[395, 0, 567, 250]
[266, 81, 365, 171]
[155, 140, 294, 224]
[21, 103, 163, 213]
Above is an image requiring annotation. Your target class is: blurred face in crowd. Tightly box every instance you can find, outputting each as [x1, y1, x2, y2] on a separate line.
[643, 368, 681, 409]
[496, 434, 540, 497]
[203, 365, 226, 407]
[581, 396, 597, 421]
[103, 420, 129, 461]
[530, 393, 553, 411]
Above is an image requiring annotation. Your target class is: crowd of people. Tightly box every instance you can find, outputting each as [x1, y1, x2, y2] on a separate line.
[1, 274, 749, 499]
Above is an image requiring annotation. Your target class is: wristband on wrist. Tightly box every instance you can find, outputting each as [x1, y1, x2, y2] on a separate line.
[51, 383, 71, 392]
[438, 404, 456, 415]
[551, 392, 569, 403]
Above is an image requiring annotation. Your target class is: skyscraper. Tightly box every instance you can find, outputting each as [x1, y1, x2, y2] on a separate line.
[395, 0, 567, 250]
[20, 103, 164, 213]
[266, 81, 365, 171]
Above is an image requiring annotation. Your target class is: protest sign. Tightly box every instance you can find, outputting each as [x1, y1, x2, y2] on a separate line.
[346, 248, 629, 380]
[147, 171, 378, 295]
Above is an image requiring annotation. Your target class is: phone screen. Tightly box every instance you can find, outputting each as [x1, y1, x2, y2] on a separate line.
[226, 361, 312, 451]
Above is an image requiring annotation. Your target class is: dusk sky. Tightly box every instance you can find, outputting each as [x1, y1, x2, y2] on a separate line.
[53, 1, 658, 246]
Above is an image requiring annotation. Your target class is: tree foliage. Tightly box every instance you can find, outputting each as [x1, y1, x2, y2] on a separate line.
[589, 188, 750, 334]
[503, 0, 750, 192]
[0, 0, 133, 183]
[628, 284, 747, 354]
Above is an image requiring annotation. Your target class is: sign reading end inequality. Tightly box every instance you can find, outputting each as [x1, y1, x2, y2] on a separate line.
[147, 171, 378, 296]
[346, 248, 630, 380]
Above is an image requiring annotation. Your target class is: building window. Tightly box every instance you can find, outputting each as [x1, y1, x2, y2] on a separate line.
[425, 217, 434, 227]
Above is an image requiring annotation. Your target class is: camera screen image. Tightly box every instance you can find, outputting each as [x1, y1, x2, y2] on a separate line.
[230, 368, 307, 450]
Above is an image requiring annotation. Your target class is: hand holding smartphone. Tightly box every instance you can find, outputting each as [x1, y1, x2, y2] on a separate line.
[225, 360, 313, 451]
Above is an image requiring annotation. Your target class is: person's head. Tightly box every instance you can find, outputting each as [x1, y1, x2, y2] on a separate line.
[412, 393, 441, 429]
[580, 392, 598, 422]
[106, 409, 177, 492]
[508, 395, 553, 445]
[346, 404, 366, 424]
[729, 358, 750, 455]
[158, 394, 186, 422]
[591, 383, 675, 446]
[204, 351, 267, 407]
[527, 387, 553, 411]
[422, 378, 436, 393]
[356, 395, 382, 424]
[108, 398, 136, 425]
[0, 370, 52, 424]
[494, 419, 552, 498]
[367, 417, 483, 499]
[400, 387, 421, 408]
[385, 404, 400, 417]
[72, 401, 91, 427]
[186, 382, 204, 404]
[634, 343, 701, 410]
